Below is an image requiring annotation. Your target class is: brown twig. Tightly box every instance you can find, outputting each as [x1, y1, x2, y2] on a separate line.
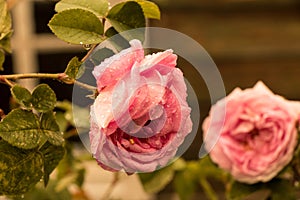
[0, 73, 97, 91]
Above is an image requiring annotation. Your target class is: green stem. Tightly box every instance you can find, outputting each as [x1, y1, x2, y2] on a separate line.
[199, 178, 218, 200]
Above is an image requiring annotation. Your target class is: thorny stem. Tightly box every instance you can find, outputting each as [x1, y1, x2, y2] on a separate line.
[0, 73, 97, 91]
[101, 172, 120, 200]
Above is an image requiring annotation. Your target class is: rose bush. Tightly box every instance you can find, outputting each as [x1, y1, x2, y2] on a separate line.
[203, 81, 300, 184]
[89, 39, 192, 173]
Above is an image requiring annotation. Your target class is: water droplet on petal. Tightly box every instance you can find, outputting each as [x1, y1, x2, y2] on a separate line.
[82, 44, 92, 50]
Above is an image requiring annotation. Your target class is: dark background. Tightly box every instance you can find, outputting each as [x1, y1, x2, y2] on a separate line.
[1, 0, 300, 159]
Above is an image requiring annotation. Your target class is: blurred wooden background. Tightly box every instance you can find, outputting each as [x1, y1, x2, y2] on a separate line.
[0, 0, 300, 158]
[150, 0, 300, 160]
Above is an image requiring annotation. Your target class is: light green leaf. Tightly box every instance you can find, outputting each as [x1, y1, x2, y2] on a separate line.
[0, 1, 12, 71]
[139, 164, 175, 194]
[48, 8, 104, 44]
[0, 109, 44, 149]
[32, 84, 56, 112]
[107, 1, 145, 41]
[135, 0, 160, 19]
[0, 50, 4, 71]
[40, 111, 64, 146]
[11, 84, 32, 108]
[0, 1, 12, 36]
[40, 142, 65, 187]
[55, 0, 109, 18]
[0, 140, 44, 195]
[0, 31, 12, 53]
[64, 56, 83, 79]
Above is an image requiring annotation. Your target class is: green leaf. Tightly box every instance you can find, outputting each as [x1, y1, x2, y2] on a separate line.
[0, 31, 12, 53]
[107, 1, 145, 41]
[0, 1, 12, 59]
[197, 156, 224, 179]
[40, 111, 64, 146]
[0, 1, 11, 34]
[229, 181, 267, 200]
[0, 109, 44, 149]
[228, 179, 296, 200]
[269, 179, 296, 200]
[11, 84, 32, 108]
[174, 170, 197, 200]
[0, 50, 4, 71]
[139, 164, 175, 194]
[0, 140, 44, 195]
[55, 0, 109, 18]
[40, 142, 65, 187]
[64, 56, 83, 79]
[48, 8, 104, 44]
[32, 84, 56, 112]
[104, 27, 131, 51]
[135, 0, 160, 19]
[85, 45, 115, 67]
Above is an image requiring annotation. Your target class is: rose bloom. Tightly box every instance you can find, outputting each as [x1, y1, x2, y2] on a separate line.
[203, 81, 300, 184]
[89, 40, 192, 173]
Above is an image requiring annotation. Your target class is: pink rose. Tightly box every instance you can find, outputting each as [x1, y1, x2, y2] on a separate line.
[90, 40, 192, 173]
[203, 81, 300, 184]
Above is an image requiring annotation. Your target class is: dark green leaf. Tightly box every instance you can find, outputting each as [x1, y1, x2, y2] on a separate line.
[269, 179, 296, 200]
[48, 8, 104, 44]
[0, 109, 44, 149]
[229, 181, 263, 200]
[55, 0, 109, 18]
[135, 0, 160, 19]
[139, 164, 175, 194]
[64, 56, 83, 79]
[75, 168, 85, 187]
[229, 179, 296, 200]
[11, 84, 32, 108]
[104, 27, 131, 51]
[40, 111, 64, 146]
[32, 84, 56, 112]
[242, 189, 271, 200]
[85, 46, 115, 67]
[0, 140, 44, 195]
[0, 50, 4, 71]
[40, 142, 65, 187]
[107, 1, 145, 41]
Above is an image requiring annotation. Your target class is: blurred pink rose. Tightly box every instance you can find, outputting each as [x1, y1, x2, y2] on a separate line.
[90, 40, 192, 173]
[203, 81, 300, 184]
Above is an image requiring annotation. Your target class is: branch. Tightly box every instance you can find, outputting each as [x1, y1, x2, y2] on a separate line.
[0, 73, 97, 91]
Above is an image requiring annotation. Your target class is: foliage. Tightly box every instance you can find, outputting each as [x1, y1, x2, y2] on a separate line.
[48, 0, 160, 45]
[0, 0, 12, 70]
[2, 0, 299, 199]
[0, 0, 160, 197]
